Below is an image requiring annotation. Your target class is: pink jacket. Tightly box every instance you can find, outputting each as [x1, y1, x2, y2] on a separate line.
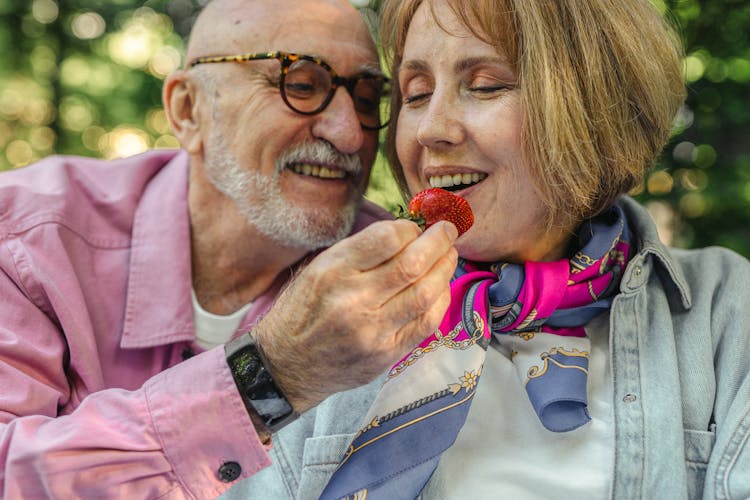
[0, 150, 390, 499]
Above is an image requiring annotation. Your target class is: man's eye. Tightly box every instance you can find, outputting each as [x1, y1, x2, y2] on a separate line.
[354, 95, 378, 113]
[285, 82, 316, 93]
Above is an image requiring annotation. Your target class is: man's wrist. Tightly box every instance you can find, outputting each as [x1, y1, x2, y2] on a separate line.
[225, 333, 299, 434]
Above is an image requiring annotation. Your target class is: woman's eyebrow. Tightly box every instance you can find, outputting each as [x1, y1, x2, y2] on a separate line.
[398, 59, 430, 74]
[454, 55, 509, 73]
[398, 55, 512, 79]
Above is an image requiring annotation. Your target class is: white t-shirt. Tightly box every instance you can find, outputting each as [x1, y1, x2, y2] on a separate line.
[191, 289, 253, 350]
[438, 313, 613, 499]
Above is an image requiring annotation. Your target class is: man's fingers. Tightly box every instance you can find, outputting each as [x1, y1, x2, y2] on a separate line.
[377, 245, 457, 339]
[390, 280, 453, 357]
[368, 221, 458, 298]
[323, 219, 423, 271]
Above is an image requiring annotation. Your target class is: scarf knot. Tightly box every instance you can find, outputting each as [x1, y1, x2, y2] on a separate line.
[321, 205, 632, 500]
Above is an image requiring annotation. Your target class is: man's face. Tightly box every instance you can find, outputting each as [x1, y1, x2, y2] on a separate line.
[192, 0, 381, 250]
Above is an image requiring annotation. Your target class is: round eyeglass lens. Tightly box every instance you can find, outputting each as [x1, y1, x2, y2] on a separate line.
[282, 59, 331, 113]
[353, 77, 389, 129]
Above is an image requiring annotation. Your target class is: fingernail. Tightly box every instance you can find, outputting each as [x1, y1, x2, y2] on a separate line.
[443, 221, 458, 240]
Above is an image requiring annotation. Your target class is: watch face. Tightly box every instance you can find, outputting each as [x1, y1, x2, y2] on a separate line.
[227, 336, 297, 431]
[253, 396, 294, 422]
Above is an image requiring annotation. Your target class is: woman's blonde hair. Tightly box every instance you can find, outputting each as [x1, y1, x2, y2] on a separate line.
[381, 0, 686, 226]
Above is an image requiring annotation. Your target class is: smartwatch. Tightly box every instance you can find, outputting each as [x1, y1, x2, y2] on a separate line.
[225, 333, 299, 433]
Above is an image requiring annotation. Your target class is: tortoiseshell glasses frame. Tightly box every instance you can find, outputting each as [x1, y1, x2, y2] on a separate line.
[189, 51, 390, 130]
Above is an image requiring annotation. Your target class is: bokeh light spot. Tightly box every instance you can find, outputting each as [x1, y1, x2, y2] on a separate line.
[692, 144, 717, 168]
[29, 126, 56, 151]
[647, 170, 674, 195]
[684, 55, 705, 82]
[22, 99, 54, 125]
[82, 126, 106, 152]
[679, 193, 709, 218]
[675, 168, 708, 192]
[149, 46, 181, 78]
[108, 27, 155, 69]
[0, 89, 23, 119]
[31, 0, 59, 24]
[154, 134, 180, 149]
[30, 45, 57, 78]
[146, 108, 171, 134]
[71, 12, 106, 40]
[728, 58, 750, 83]
[706, 59, 728, 83]
[59, 96, 95, 132]
[672, 141, 695, 163]
[103, 126, 150, 158]
[6, 140, 34, 167]
[644, 200, 675, 246]
[60, 57, 91, 88]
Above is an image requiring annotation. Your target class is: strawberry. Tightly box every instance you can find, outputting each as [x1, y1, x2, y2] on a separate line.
[402, 188, 474, 236]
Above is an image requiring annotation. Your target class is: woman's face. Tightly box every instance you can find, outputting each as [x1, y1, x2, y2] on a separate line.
[395, 0, 574, 263]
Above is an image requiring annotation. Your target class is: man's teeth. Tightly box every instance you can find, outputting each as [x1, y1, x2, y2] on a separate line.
[291, 163, 346, 179]
[429, 172, 487, 189]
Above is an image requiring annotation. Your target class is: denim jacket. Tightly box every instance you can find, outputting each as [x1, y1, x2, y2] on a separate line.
[223, 196, 750, 499]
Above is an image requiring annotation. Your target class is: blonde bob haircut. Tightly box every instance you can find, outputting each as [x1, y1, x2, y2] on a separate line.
[381, 0, 687, 226]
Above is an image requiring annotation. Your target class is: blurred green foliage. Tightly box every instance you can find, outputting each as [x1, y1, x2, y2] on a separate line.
[1, 0, 748, 256]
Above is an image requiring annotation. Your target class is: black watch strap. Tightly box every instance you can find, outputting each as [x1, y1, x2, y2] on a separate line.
[225, 333, 298, 433]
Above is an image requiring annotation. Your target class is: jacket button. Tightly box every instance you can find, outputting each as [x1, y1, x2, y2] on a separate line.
[218, 461, 242, 482]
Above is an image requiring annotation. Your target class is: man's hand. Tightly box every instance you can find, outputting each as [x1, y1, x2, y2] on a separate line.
[252, 219, 459, 414]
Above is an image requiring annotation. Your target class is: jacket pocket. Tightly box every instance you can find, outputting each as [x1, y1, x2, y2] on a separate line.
[684, 428, 715, 499]
[296, 433, 356, 499]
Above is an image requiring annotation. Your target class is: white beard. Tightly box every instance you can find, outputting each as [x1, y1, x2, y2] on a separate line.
[202, 129, 364, 251]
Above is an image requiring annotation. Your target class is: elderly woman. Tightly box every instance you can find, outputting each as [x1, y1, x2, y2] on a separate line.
[318, 0, 750, 499]
[224, 1, 750, 499]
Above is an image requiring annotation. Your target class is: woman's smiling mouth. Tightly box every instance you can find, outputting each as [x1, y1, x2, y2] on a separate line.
[428, 172, 487, 191]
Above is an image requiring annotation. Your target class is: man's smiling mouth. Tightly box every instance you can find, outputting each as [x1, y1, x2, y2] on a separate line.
[290, 163, 348, 180]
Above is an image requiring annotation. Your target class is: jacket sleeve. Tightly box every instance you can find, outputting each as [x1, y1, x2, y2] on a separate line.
[704, 248, 750, 499]
[0, 264, 272, 499]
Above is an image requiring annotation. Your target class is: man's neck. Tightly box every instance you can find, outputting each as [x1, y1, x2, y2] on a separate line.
[188, 169, 309, 316]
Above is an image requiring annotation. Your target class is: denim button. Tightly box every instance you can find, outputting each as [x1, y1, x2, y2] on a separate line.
[622, 393, 637, 403]
[218, 461, 242, 482]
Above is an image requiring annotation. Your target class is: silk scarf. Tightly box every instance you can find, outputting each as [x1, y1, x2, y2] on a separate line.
[320, 204, 632, 500]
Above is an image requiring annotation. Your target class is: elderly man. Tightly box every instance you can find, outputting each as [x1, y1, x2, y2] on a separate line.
[0, 0, 458, 497]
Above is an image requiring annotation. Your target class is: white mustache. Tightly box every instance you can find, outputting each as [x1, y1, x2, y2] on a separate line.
[276, 141, 362, 177]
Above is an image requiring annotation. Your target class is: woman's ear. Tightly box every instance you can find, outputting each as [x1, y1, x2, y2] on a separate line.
[163, 70, 203, 154]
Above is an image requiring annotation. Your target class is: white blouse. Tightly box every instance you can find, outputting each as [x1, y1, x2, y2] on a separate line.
[438, 313, 613, 499]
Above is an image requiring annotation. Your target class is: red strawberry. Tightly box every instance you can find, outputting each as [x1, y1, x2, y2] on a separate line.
[403, 188, 474, 236]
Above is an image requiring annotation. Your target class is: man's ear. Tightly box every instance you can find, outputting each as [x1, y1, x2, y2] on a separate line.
[163, 70, 203, 154]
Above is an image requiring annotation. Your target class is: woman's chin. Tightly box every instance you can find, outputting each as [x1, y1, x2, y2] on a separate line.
[455, 237, 494, 263]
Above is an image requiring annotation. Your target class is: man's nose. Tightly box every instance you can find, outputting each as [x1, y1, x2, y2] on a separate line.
[311, 87, 366, 155]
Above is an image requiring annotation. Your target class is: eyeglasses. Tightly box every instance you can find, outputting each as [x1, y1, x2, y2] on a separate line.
[189, 51, 391, 130]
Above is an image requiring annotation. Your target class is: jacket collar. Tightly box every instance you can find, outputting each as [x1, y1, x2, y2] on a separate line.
[121, 150, 195, 348]
[617, 195, 692, 309]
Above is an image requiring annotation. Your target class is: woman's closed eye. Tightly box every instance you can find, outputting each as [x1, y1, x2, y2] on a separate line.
[403, 91, 432, 105]
[400, 75, 433, 106]
[467, 75, 515, 97]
